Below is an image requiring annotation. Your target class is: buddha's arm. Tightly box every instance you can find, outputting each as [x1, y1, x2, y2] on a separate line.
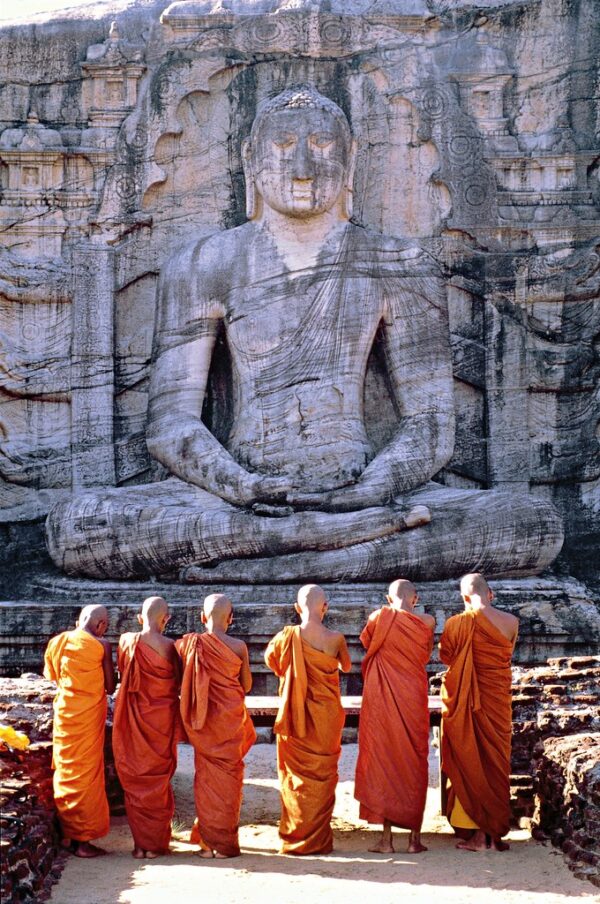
[146, 260, 289, 507]
[289, 274, 455, 511]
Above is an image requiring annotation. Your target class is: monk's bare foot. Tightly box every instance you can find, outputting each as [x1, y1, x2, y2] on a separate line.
[408, 841, 428, 853]
[72, 842, 107, 858]
[453, 827, 474, 841]
[368, 840, 395, 853]
[456, 830, 488, 852]
[132, 847, 145, 859]
[404, 505, 431, 529]
[214, 852, 231, 859]
[197, 849, 215, 858]
[490, 838, 510, 852]
[145, 850, 161, 859]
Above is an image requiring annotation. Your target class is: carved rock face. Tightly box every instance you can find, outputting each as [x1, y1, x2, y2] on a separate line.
[252, 108, 350, 219]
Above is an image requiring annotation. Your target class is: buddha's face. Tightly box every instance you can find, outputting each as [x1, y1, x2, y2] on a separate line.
[250, 107, 350, 219]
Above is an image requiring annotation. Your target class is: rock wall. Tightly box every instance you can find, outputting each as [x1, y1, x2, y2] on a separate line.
[510, 655, 600, 827]
[0, 0, 598, 587]
[0, 675, 123, 904]
[532, 734, 600, 888]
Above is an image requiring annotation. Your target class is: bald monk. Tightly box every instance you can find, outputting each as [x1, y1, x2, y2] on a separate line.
[176, 594, 256, 858]
[265, 584, 351, 855]
[440, 572, 518, 852]
[44, 605, 115, 858]
[113, 596, 182, 859]
[355, 579, 434, 854]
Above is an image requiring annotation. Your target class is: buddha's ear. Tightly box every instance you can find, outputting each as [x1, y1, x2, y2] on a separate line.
[342, 138, 357, 220]
[242, 137, 260, 221]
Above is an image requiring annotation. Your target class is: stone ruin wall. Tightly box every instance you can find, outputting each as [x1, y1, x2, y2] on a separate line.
[1, 656, 598, 899]
[0, 0, 598, 591]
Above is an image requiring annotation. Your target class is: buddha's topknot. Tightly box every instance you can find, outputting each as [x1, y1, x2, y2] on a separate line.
[250, 85, 351, 145]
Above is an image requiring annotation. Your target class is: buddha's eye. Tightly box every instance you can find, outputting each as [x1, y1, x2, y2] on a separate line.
[310, 133, 335, 149]
[272, 134, 296, 149]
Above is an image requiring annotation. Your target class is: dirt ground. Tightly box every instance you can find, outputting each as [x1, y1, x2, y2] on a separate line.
[49, 742, 594, 904]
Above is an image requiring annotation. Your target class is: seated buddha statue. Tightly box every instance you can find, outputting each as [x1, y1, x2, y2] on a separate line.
[45, 86, 563, 582]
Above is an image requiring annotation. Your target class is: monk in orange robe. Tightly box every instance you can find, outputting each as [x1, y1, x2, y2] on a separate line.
[44, 604, 115, 858]
[440, 572, 518, 852]
[355, 578, 434, 853]
[265, 584, 351, 855]
[113, 596, 182, 859]
[176, 593, 256, 858]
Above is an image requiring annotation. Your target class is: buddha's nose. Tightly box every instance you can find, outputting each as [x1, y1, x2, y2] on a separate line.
[292, 138, 313, 180]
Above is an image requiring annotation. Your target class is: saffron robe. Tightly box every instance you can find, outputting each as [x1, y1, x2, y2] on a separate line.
[113, 633, 182, 853]
[176, 632, 256, 857]
[439, 609, 514, 838]
[354, 607, 433, 829]
[44, 628, 110, 842]
[265, 626, 345, 855]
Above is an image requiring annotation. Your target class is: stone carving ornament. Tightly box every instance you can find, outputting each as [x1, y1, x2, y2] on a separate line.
[45, 87, 563, 583]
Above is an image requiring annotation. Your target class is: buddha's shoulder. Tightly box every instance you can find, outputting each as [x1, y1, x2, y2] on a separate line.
[349, 225, 443, 277]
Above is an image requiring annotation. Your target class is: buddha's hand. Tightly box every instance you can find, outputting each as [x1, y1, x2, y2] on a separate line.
[286, 485, 432, 528]
[243, 475, 295, 507]
[286, 480, 390, 513]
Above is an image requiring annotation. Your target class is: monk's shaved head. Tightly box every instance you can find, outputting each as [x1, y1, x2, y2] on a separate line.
[140, 596, 168, 625]
[78, 604, 108, 636]
[203, 593, 232, 626]
[388, 579, 417, 603]
[460, 572, 490, 599]
[297, 584, 327, 613]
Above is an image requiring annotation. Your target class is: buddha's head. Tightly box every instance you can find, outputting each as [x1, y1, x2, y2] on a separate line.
[242, 86, 356, 221]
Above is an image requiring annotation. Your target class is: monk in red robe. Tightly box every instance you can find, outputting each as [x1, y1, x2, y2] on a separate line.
[440, 572, 518, 852]
[265, 584, 351, 855]
[355, 579, 434, 853]
[44, 605, 115, 858]
[176, 594, 256, 858]
[113, 596, 182, 859]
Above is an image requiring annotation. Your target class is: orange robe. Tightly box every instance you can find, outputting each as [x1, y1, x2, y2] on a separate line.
[354, 607, 433, 829]
[113, 634, 182, 853]
[439, 609, 514, 839]
[176, 632, 256, 857]
[43, 628, 110, 842]
[265, 626, 345, 855]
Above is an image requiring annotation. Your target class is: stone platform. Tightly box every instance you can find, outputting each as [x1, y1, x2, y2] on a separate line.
[1, 573, 598, 692]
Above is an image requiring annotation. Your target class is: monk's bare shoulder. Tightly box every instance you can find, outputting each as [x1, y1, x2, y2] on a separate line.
[222, 634, 248, 660]
[489, 607, 519, 640]
[415, 612, 436, 630]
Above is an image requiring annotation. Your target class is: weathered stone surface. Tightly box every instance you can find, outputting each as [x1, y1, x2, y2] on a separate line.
[43, 83, 562, 584]
[0, 1, 598, 627]
[532, 732, 600, 888]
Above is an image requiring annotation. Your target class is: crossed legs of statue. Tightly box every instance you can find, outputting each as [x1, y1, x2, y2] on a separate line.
[45, 478, 563, 581]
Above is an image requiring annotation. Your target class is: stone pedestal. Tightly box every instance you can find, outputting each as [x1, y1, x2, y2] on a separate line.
[2, 574, 598, 692]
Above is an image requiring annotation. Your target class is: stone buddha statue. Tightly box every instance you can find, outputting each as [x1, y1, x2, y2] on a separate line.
[46, 86, 563, 582]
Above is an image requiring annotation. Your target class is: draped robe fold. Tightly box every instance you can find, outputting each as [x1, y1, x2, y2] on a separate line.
[113, 633, 182, 853]
[354, 607, 433, 829]
[44, 629, 109, 842]
[176, 632, 256, 857]
[265, 626, 345, 855]
[439, 609, 514, 839]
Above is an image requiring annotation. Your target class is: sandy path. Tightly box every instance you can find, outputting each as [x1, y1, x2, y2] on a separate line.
[50, 742, 593, 904]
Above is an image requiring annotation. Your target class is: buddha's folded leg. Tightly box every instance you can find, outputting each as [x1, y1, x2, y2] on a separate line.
[182, 486, 564, 583]
[45, 478, 416, 579]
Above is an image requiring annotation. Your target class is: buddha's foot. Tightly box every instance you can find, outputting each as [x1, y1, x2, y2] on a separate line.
[404, 505, 431, 529]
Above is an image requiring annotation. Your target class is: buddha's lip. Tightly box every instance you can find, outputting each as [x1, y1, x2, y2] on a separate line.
[291, 187, 313, 198]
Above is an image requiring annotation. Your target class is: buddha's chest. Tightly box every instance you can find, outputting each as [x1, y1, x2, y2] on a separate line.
[223, 274, 382, 362]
